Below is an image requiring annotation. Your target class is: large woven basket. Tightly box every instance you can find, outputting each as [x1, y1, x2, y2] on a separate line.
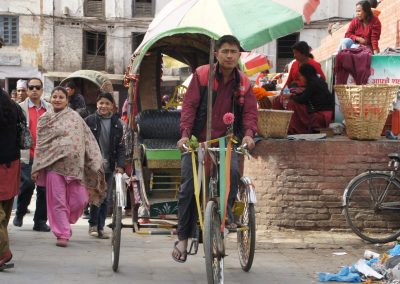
[257, 109, 294, 138]
[335, 84, 399, 140]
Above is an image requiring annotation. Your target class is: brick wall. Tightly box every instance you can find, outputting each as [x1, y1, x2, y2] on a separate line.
[244, 137, 399, 231]
[54, 24, 84, 71]
[313, 0, 400, 62]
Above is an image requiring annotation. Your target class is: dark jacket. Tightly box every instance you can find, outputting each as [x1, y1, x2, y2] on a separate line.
[0, 102, 20, 164]
[85, 113, 125, 170]
[69, 93, 88, 118]
[291, 77, 334, 113]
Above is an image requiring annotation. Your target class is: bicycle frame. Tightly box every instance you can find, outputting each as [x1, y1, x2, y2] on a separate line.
[187, 135, 241, 232]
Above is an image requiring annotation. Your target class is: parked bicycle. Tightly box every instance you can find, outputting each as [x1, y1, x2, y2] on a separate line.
[343, 153, 400, 243]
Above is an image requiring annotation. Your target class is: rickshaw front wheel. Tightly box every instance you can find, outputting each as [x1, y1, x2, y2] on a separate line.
[204, 200, 224, 284]
[111, 188, 122, 272]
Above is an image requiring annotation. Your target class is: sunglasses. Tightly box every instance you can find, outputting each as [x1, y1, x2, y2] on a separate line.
[28, 85, 42, 91]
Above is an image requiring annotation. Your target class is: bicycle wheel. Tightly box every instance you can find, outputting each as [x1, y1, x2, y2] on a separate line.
[204, 200, 224, 284]
[237, 182, 256, 272]
[112, 189, 122, 272]
[344, 172, 400, 243]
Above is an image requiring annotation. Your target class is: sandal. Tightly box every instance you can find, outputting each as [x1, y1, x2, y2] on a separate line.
[171, 241, 187, 263]
[225, 222, 238, 230]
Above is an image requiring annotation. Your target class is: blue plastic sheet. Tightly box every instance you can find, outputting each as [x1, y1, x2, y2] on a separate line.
[366, 257, 379, 266]
[389, 244, 400, 256]
[318, 266, 361, 282]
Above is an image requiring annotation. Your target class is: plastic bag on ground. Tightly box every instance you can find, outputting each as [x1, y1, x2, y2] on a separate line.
[318, 266, 361, 282]
[389, 244, 400, 256]
[354, 259, 383, 280]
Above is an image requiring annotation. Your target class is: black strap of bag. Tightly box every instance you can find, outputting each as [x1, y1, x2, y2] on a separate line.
[15, 103, 33, 150]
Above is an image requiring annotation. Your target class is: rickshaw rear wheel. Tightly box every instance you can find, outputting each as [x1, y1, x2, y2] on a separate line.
[237, 183, 256, 272]
[204, 200, 224, 284]
[111, 189, 122, 272]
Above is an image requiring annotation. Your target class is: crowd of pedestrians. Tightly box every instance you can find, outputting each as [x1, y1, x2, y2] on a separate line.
[0, 78, 126, 269]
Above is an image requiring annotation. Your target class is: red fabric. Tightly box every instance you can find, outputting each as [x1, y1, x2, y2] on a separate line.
[0, 159, 20, 200]
[28, 106, 46, 158]
[286, 59, 326, 87]
[180, 65, 258, 142]
[287, 101, 332, 134]
[273, 99, 333, 134]
[345, 16, 381, 51]
[334, 46, 372, 85]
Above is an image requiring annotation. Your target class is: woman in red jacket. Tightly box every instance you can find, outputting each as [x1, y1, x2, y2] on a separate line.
[339, 1, 382, 54]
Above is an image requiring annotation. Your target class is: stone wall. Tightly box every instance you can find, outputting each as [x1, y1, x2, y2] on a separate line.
[244, 137, 399, 232]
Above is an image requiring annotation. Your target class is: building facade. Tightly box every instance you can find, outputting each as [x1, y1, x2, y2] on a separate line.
[1, 0, 359, 96]
[0, 0, 171, 102]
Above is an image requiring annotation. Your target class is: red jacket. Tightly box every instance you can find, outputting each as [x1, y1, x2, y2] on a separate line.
[345, 15, 381, 51]
[180, 64, 258, 142]
[287, 59, 326, 88]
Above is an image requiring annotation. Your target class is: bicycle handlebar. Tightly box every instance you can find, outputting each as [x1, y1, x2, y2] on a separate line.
[181, 143, 249, 156]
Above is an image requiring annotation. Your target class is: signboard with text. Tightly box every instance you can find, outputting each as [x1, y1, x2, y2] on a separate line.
[370, 55, 400, 84]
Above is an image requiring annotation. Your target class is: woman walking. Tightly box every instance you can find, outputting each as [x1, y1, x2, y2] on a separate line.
[31, 87, 106, 247]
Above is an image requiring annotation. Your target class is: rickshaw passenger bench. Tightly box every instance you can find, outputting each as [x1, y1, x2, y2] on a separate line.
[135, 109, 181, 203]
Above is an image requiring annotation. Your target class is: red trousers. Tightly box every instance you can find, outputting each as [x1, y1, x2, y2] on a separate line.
[272, 96, 333, 134]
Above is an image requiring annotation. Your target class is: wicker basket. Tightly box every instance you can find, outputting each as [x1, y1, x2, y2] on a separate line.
[334, 84, 399, 140]
[257, 109, 294, 138]
[257, 97, 272, 109]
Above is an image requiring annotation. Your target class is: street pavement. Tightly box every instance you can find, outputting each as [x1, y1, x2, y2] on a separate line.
[2, 204, 393, 284]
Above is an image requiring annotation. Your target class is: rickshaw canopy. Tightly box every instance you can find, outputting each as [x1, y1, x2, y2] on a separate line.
[128, 0, 320, 75]
[60, 70, 113, 93]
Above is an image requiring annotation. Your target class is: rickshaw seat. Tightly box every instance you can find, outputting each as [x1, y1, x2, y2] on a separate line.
[136, 109, 181, 168]
[136, 109, 181, 141]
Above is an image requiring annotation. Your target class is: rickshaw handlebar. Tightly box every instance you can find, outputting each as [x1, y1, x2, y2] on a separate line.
[182, 143, 248, 155]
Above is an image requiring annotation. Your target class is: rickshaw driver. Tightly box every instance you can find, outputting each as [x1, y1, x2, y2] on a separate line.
[172, 35, 258, 263]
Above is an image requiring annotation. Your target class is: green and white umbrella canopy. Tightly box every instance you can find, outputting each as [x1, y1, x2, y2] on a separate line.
[129, 0, 320, 74]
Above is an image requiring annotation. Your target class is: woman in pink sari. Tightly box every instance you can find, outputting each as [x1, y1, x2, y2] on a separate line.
[32, 87, 106, 247]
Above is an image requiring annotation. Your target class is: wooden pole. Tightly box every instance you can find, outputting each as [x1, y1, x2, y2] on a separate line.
[206, 38, 215, 142]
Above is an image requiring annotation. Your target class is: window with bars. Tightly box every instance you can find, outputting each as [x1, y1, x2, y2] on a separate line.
[83, 31, 106, 70]
[132, 0, 154, 17]
[276, 33, 299, 72]
[85, 0, 104, 17]
[0, 16, 19, 46]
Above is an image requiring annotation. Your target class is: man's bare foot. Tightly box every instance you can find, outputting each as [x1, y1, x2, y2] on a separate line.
[172, 239, 188, 263]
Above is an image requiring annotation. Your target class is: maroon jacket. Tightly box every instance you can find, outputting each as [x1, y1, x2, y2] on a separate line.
[180, 64, 258, 142]
[345, 15, 381, 51]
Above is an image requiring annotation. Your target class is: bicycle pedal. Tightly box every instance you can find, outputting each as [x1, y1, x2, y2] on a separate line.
[187, 239, 199, 255]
